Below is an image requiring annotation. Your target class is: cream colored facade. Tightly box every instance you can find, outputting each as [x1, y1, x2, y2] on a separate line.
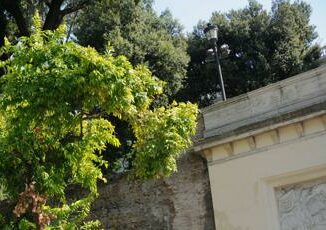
[194, 65, 326, 230]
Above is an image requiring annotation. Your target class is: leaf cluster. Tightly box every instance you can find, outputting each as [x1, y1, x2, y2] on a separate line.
[0, 14, 197, 228]
[74, 0, 189, 103]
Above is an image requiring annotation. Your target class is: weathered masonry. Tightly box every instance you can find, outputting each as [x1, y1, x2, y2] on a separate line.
[194, 64, 326, 230]
[89, 152, 215, 230]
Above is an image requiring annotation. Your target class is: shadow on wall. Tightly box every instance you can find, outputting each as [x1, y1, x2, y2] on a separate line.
[86, 152, 215, 230]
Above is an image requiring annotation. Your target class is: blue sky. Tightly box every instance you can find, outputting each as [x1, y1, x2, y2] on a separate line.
[153, 0, 326, 46]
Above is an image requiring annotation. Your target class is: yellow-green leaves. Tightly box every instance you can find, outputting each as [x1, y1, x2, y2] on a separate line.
[132, 102, 198, 179]
[0, 18, 197, 228]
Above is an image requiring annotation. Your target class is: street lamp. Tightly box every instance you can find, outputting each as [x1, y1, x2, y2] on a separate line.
[204, 23, 226, 101]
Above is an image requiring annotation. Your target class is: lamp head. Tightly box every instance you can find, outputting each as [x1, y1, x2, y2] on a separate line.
[204, 23, 218, 41]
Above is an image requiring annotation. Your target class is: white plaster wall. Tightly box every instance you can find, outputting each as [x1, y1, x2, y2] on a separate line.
[208, 132, 326, 230]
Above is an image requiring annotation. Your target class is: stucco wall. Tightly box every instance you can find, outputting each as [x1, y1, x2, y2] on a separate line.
[194, 65, 326, 230]
[208, 116, 326, 230]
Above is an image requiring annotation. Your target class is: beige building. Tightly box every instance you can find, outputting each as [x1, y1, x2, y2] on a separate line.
[194, 64, 326, 230]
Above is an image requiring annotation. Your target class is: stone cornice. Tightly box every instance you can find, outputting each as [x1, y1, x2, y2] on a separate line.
[201, 65, 326, 114]
[193, 65, 326, 163]
[200, 65, 326, 140]
[204, 112, 326, 165]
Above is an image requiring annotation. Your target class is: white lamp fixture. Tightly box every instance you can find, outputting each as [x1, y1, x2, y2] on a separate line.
[204, 24, 218, 41]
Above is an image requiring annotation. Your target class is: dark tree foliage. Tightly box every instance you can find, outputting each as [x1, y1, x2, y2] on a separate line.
[0, 0, 94, 45]
[74, 0, 189, 104]
[177, 0, 321, 107]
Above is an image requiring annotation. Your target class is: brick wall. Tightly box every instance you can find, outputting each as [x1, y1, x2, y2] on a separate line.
[90, 152, 215, 230]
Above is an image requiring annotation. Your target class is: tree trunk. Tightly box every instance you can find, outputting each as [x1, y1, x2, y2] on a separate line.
[0, 0, 29, 37]
[0, 5, 8, 76]
[43, 0, 65, 30]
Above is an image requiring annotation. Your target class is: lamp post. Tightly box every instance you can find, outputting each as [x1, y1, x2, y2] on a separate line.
[204, 24, 226, 101]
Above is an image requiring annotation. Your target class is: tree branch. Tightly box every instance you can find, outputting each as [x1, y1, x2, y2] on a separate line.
[61, 0, 91, 15]
[1, 0, 30, 36]
[42, 0, 64, 30]
[42, 0, 91, 30]
[59, 132, 82, 145]
[0, 5, 8, 47]
[65, 11, 78, 41]
[42, 0, 52, 8]
[82, 114, 104, 120]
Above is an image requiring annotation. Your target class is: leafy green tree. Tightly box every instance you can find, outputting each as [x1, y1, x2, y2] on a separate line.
[74, 0, 189, 172]
[0, 0, 142, 78]
[268, 0, 320, 77]
[74, 0, 189, 103]
[0, 15, 197, 229]
[0, 0, 140, 75]
[178, 0, 321, 107]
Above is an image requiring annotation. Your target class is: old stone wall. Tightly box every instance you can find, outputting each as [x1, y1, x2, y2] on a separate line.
[89, 152, 215, 230]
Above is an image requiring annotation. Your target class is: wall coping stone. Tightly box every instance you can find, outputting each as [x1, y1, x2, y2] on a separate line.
[195, 65, 326, 148]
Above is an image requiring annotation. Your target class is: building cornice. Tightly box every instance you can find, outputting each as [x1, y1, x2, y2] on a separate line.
[193, 65, 326, 163]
